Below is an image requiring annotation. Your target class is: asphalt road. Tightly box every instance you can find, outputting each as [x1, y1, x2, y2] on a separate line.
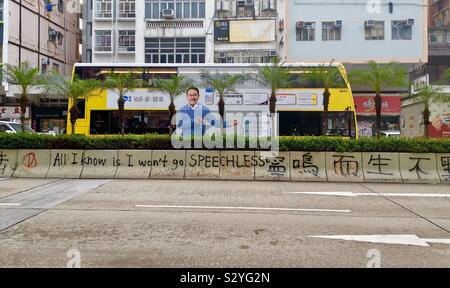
[0, 178, 449, 267]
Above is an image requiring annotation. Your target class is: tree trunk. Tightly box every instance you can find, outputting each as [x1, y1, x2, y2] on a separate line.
[269, 91, 276, 114]
[169, 100, 176, 134]
[118, 95, 125, 136]
[218, 96, 225, 136]
[375, 93, 382, 138]
[322, 89, 330, 136]
[69, 106, 79, 135]
[19, 93, 28, 133]
[423, 106, 430, 138]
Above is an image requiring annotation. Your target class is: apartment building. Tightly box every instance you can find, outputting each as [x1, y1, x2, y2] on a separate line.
[212, 0, 284, 63]
[83, 0, 214, 63]
[1, 0, 81, 134]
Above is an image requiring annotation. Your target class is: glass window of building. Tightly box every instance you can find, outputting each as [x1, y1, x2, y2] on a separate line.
[322, 21, 341, 41]
[95, 30, 112, 51]
[392, 20, 412, 40]
[118, 30, 135, 52]
[118, 0, 135, 18]
[145, 0, 205, 19]
[145, 37, 205, 63]
[95, 0, 113, 18]
[365, 21, 384, 40]
[296, 22, 315, 41]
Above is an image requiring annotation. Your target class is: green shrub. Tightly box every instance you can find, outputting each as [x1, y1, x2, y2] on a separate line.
[0, 133, 449, 153]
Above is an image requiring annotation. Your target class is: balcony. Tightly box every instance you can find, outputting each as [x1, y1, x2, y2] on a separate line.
[429, 28, 450, 56]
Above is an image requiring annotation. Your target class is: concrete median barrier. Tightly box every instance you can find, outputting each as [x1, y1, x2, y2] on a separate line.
[185, 150, 221, 180]
[80, 150, 119, 179]
[47, 150, 85, 178]
[0, 149, 18, 178]
[13, 149, 51, 178]
[116, 150, 153, 179]
[399, 153, 440, 184]
[290, 152, 327, 182]
[362, 152, 402, 183]
[150, 150, 186, 179]
[436, 153, 450, 183]
[254, 151, 290, 181]
[219, 151, 255, 181]
[326, 152, 364, 182]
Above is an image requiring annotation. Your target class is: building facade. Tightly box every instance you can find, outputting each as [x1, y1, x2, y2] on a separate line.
[1, 0, 82, 134]
[84, 0, 215, 63]
[212, 0, 284, 63]
[284, 0, 428, 136]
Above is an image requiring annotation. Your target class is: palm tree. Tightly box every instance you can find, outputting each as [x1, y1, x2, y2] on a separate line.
[3, 62, 49, 132]
[303, 61, 343, 135]
[413, 85, 449, 138]
[153, 75, 193, 133]
[349, 61, 407, 138]
[104, 72, 143, 135]
[445, 68, 450, 83]
[49, 75, 101, 134]
[257, 56, 291, 115]
[200, 71, 246, 121]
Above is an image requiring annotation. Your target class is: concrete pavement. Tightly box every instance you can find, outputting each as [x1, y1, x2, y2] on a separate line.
[0, 179, 449, 267]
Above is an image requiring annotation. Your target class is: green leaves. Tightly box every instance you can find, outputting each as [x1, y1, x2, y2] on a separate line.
[413, 85, 449, 108]
[152, 75, 193, 102]
[103, 72, 145, 95]
[3, 62, 49, 95]
[201, 71, 247, 97]
[349, 60, 407, 93]
[257, 56, 291, 92]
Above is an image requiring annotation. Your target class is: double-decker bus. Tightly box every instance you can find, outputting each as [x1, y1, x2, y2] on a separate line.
[68, 63, 358, 137]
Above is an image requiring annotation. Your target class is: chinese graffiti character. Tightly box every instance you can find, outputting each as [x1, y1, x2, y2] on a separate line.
[367, 154, 393, 175]
[0, 151, 9, 175]
[333, 155, 359, 177]
[267, 157, 286, 176]
[293, 152, 319, 176]
[440, 156, 450, 180]
[409, 157, 430, 179]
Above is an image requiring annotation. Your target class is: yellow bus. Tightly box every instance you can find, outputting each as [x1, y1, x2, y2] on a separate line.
[68, 63, 358, 137]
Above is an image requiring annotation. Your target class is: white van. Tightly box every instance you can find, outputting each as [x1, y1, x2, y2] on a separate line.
[0, 121, 35, 133]
[380, 130, 401, 137]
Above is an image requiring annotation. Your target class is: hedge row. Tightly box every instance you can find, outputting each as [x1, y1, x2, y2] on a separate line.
[0, 133, 450, 153]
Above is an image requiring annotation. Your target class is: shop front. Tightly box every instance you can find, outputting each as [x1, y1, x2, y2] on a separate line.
[31, 106, 68, 134]
[354, 95, 402, 137]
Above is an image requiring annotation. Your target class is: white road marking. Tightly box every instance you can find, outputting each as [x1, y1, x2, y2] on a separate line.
[308, 234, 450, 247]
[285, 192, 450, 198]
[0, 203, 21, 206]
[134, 205, 351, 213]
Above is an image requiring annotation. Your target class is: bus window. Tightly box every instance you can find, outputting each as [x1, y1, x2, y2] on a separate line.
[77, 99, 86, 119]
[283, 68, 347, 89]
[326, 112, 356, 137]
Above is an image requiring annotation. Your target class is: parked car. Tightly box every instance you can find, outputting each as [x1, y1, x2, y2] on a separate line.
[380, 130, 401, 137]
[0, 121, 36, 133]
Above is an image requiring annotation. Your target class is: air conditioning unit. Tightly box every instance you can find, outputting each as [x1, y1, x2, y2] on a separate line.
[245, 0, 254, 6]
[216, 0, 230, 11]
[57, 32, 64, 45]
[304, 23, 315, 29]
[296, 21, 305, 29]
[41, 58, 50, 65]
[365, 20, 376, 27]
[218, 52, 227, 59]
[334, 20, 342, 27]
[269, 50, 277, 57]
[406, 19, 414, 26]
[161, 9, 175, 19]
[48, 28, 58, 42]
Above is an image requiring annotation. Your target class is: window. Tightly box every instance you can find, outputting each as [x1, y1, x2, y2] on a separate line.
[429, 30, 445, 43]
[296, 22, 315, 41]
[52, 63, 60, 73]
[58, 0, 64, 13]
[365, 21, 384, 40]
[95, 0, 112, 18]
[392, 20, 412, 40]
[95, 30, 112, 52]
[145, 37, 205, 63]
[118, 0, 135, 18]
[118, 30, 135, 52]
[145, 0, 205, 19]
[322, 22, 341, 41]
[236, 0, 254, 17]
